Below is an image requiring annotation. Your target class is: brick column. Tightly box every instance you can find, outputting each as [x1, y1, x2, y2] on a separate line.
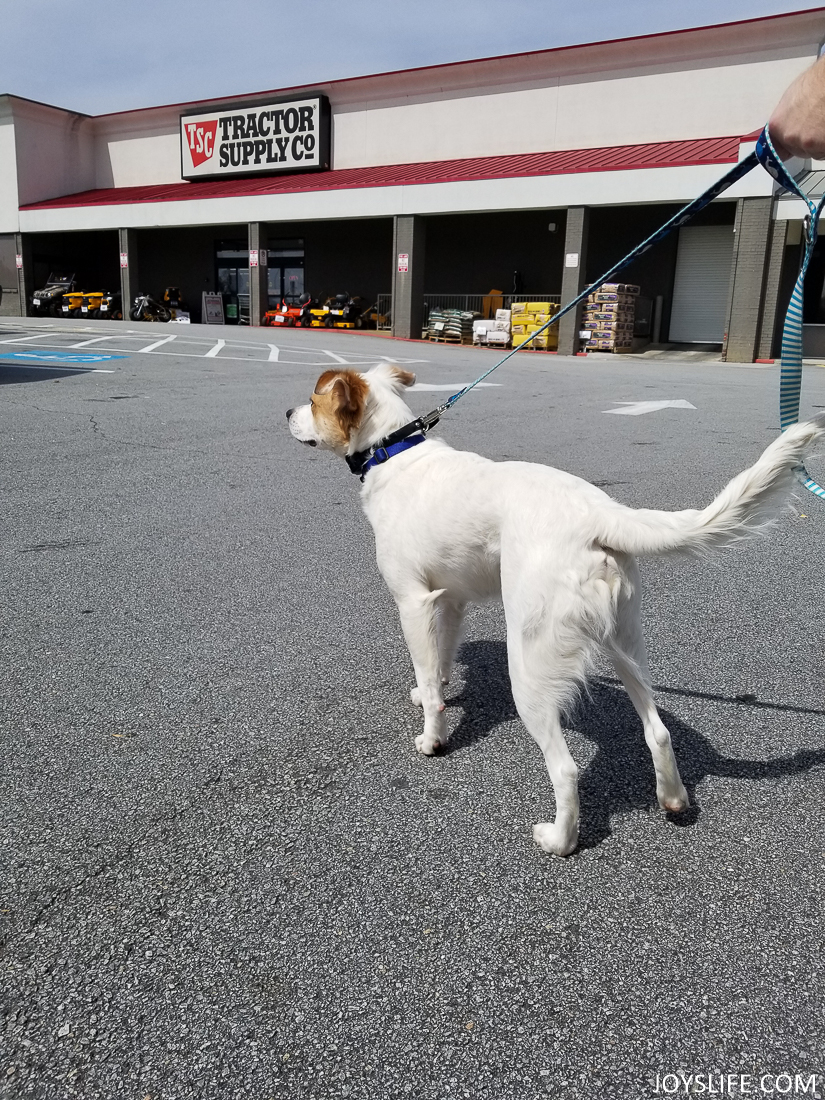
[248, 222, 269, 326]
[723, 197, 773, 363]
[118, 228, 139, 321]
[15, 232, 33, 317]
[391, 215, 426, 340]
[557, 207, 590, 357]
[755, 217, 790, 361]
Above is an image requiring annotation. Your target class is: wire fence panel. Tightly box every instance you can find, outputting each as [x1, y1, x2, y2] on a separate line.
[422, 293, 561, 323]
[376, 293, 392, 329]
[374, 293, 562, 330]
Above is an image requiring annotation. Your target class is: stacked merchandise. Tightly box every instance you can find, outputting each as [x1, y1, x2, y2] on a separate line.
[510, 301, 559, 350]
[486, 308, 511, 347]
[472, 319, 497, 345]
[427, 308, 478, 343]
[582, 284, 638, 353]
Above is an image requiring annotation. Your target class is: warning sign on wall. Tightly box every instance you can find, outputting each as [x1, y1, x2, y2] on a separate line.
[397, 254, 409, 272]
[120, 253, 129, 269]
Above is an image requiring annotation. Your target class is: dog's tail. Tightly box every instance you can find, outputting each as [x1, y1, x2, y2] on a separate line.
[593, 415, 825, 557]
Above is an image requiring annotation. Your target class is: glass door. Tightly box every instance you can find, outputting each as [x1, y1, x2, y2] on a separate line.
[216, 241, 250, 323]
[268, 240, 304, 307]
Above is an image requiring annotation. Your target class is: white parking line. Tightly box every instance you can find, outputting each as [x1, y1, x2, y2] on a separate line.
[204, 339, 226, 358]
[139, 334, 178, 354]
[69, 336, 117, 348]
[321, 350, 349, 364]
[0, 333, 57, 344]
[268, 344, 280, 362]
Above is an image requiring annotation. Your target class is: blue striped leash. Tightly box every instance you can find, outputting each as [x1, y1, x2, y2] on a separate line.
[756, 127, 825, 498]
[419, 126, 824, 500]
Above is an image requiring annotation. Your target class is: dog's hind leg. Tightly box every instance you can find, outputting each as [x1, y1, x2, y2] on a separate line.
[437, 599, 466, 685]
[608, 562, 689, 813]
[398, 590, 449, 755]
[506, 620, 583, 858]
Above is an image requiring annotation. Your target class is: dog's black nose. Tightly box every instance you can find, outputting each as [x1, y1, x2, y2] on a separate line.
[285, 408, 295, 420]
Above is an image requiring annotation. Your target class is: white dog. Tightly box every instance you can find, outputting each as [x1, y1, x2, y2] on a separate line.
[287, 362, 823, 856]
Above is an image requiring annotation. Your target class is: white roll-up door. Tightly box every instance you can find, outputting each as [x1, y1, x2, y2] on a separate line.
[668, 225, 734, 343]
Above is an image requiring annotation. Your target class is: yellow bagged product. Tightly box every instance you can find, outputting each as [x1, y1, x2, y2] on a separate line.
[510, 302, 527, 315]
[511, 312, 530, 326]
[526, 301, 552, 313]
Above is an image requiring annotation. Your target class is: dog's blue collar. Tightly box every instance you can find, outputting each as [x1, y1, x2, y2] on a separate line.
[358, 433, 427, 479]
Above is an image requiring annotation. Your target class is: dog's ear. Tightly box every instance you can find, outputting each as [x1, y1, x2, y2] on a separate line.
[390, 366, 416, 389]
[369, 362, 416, 392]
[329, 374, 361, 413]
[313, 369, 367, 439]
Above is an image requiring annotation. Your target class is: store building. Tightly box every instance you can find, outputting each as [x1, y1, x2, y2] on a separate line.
[2, 7, 824, 359]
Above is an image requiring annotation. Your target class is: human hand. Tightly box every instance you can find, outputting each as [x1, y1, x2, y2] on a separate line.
[768, 55, 825, 160]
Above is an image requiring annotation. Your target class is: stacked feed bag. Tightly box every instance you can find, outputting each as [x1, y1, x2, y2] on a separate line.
[473, 319, 497, 345]
[511, 301, 559, 349]
[486, 308, 512, 347]
[428, 309, 478, 342]
[582, 283, 638, 352]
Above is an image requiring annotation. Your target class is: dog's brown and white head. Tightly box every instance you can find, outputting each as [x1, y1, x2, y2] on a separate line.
[286, 362, 416, 457]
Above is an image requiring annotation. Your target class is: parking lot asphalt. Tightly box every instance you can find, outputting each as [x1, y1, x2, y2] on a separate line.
[1, 318, 824, 1100]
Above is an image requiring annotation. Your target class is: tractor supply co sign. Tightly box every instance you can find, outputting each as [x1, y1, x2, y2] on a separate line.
[180, 95, 330, 180]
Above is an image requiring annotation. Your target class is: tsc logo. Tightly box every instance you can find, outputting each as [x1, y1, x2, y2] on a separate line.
[185, 120, 217, 167]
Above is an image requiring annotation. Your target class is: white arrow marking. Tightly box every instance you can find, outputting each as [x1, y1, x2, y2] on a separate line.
[267, 344, 280, 362]
[604, 399, 697, 416]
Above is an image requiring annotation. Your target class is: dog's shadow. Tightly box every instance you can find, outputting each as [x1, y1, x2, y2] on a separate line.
[444, 640, 825, 847]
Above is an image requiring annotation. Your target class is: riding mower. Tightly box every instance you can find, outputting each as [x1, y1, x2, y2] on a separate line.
[80, 291, 105, 318]
[31, 273, 77, 317]
[323, 292, 364, 329]
[307, 301, 331, 327]
[264, 292, 316, 328]
[98, 291, 123, 320]
[356, 301, 388, 329]
[60, 290, 86, 318]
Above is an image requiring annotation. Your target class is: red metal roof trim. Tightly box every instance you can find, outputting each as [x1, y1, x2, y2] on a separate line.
[22, 135, 742, 211]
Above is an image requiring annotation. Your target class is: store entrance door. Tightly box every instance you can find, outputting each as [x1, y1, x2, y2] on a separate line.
[266, 239, 305, 308]
[216, 241, 250, 323]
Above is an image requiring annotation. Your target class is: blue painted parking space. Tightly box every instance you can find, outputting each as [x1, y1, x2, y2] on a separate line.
[1, 351, 127, 363]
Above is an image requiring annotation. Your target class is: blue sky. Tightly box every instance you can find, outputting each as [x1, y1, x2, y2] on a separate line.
[0, 0, 819, 114]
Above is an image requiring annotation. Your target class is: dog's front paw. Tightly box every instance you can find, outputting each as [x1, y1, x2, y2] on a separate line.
[410, 687, 422, 708]
[658, 784, 690, 814]
[415, 733, 442, 756]
[532, 822, 578, 858]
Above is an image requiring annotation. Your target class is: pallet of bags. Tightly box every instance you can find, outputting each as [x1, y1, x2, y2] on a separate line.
[582, 282, 637, 353]
[428, 309, 478, 343]
[472, 319, 497, 345]
[511, 301, 559, 350]
[487, 307, 511, 347]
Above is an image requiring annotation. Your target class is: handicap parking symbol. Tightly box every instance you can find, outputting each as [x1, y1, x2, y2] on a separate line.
[2, 351, 126, 363]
